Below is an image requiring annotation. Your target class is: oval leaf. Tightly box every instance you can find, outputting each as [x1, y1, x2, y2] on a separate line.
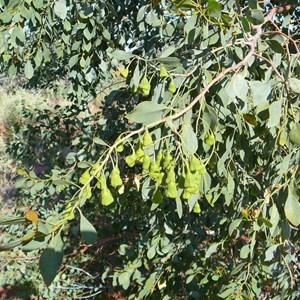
[284, 188, 300, 226]
[24, 60, 34, 79]
[54, 0, 67, 19]
[39, 246, 59, 286]
[126, 101, 169, 125]
[80, 214, 97, 244]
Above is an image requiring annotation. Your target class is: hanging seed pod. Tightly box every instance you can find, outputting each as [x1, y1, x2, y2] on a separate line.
[184, 170, 196, 188]
[142, 130, 153, 147]
[142, 154, 151, 172]
[162, 152, 174, 169]
[101, 188, 114, 206]
[115, 137, 124, 152]
[139, 76, 151, 96]
[190, 184, 199, 195]
[157, 172, 165, 185]
[149, 161, 160, 179]
[165, 181, 178, 198]
[205, 133, 215, 145]
[182, 189, 192, 200]
[97, 173, 107, 190]
[189, 155, 201, 172]
[125, 153, 136, 167]
[152, 189, 163, 204]
[193, 202, 201, 213]
[110, 166, 123, 188]
[120, 67, 129, 78]
[168, 79, 176, 93]
[79, 170, 90, 185]
[136, 147, 145, 162]
[132, 85, 138, 93]
[160, 65, 168, 78]
[165, 168, 176, 184]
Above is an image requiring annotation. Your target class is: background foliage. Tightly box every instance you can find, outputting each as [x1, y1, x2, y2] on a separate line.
[0, 0, 300, 299]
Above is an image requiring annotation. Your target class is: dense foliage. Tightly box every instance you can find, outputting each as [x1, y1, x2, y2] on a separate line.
[0, 0, 300, 299]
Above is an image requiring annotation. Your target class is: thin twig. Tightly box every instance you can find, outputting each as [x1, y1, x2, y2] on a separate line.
[253, 52, 285, 81]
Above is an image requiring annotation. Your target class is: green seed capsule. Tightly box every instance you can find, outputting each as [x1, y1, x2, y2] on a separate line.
[142, 130, 153, 147]
[162, 153, 173, 169]
[198, 163, 206, 175]
[190, 155, 200, 172]
[184, 170, 196, 188]
[182, 189, 192, 200]
[120, 67, 129, 78]
[157, 172, 165, 185]
[79, 170, 90, 185]
[149, 161, 160, 179]
[132, 86, 138, 93]
[160, 65, 168, 78]
[193, 202, 201, 213]
[115, 137, 124, 152]
[139, 76, 151, 96]
[97, 173, 107, 190]
[165, 181, 178, 198]
[136, 147, 145, 162]
[205, 133, 215, 145]
[110, 167, 122, 188]
[168, 80, 176, 93]
[165, 168, 176, 184]
[101, 188, 114, 206]
[125, 153, 136, 167]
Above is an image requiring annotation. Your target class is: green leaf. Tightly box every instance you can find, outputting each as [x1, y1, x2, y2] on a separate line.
[154, 57, 181, 69]
[0, 217, 25, 226]
[160, 45, 176, 58]
[53, 232, 64, 266]
[249, 9, 264, 25]
[233, 74, 248, 101]
[176, 197, 183, 219]
[267, 100, 281, 128]
[22, 236, 50, 252]
[39, 246, 59, 286]
[218, 285, 237, 298]
[118, 272, 130, 290]
[126, 101, 169, 125]
[181, 122, 198, 155]
[267, 40, 285, 54]
[39, 233, 63, 286]
[80, 214, 97, 244]
[243, 113, 258, 126]
[249, 81, 273, 107]
[264, 245, 278, 261]
[205, 242, 221, 258]
[289, 123, 300, 146]
[207, 0, 221, 11]
[269, 204, 280, 237]
[111, 50, 134, 60]
[37, 220, 50, 235]
[240, 244, 250, 259]
[0, 240, 22, 251]
[229, 218, 242, 236]
[284, 187, 300, 226]
[147, 245, 156, 259]
[24, 61, 34, 79]
[289, 78, 300, 93]
[93, 137, 107, 146]
[54, 0, 67, 19]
